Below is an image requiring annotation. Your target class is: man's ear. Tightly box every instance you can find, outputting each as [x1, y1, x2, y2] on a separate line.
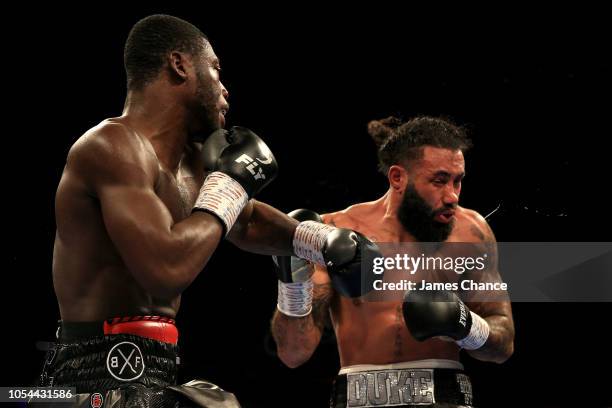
[388, 165, 409, 194]
[168, 51, 190, 82]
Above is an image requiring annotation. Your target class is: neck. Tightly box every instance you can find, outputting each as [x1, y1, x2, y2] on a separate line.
[122, 82, 190, 172]
[380, 189, 419, 242]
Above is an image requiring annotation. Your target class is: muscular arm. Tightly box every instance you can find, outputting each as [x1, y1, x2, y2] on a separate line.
[271, 266, 334, 368]
[465, 301, 514, 363]
[464, 214, 515, 363]
[227, 200, 298, 256]
[70, 124, 224, 298]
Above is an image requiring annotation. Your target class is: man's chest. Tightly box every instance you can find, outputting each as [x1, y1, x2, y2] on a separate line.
[155, 166, 206, 221]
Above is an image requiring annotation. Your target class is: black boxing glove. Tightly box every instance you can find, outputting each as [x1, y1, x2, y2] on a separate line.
[323, 229, 380, 298]
[194, 126, 278, 234]
[201, 127, 230, 173]
[402, 290, 490, 350]
[292, 221, 381, 298]
[200, 126, 278, 197]
[274, 209, 322, 317]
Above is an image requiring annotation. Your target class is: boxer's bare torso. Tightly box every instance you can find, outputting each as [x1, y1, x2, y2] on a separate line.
[54, 118, 205, 321]
[319, 199, 492, 367]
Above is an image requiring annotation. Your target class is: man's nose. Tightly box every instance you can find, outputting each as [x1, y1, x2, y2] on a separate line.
[221, 81, 229, 99]
[443, 187, 459, 206]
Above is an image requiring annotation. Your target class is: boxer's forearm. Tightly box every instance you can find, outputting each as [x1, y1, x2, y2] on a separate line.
[466, 314, 514, 363]
[272, 281, 332, 368]
[228, 200, 298, 255]
[271, 311, 322, 368]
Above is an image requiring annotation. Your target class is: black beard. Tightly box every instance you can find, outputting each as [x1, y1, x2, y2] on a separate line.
[192, 68, 221, 137]
[397, 183, 454, 242]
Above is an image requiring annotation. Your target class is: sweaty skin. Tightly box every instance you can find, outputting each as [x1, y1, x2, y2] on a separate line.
[54, 40, 297, 322]
[272, 147, 514, 368]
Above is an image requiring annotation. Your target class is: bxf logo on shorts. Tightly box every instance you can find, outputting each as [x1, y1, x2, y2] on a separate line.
[106, 341, 145, 381]
[90, 392, 103, 408]
[235, 154, 273, 180]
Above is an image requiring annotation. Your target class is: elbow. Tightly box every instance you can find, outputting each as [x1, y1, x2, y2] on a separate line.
[277, 347, 313, 369]
[270, 312, 320, 368]
[135, 263, 192, 299]
[140, 279, 182, 300]
[491, 340, 514, 364]
[500, 340, 515, 363]
[496, 327, 516, 364]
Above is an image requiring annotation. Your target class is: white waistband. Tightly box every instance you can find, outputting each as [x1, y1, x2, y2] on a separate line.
[339, 359, 464, 375]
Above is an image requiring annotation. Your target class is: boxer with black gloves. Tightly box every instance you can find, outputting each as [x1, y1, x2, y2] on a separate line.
[271, 116, 514, 408]
[43, 15, 381, 408]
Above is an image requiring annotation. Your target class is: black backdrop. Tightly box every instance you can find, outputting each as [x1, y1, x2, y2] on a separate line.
[4, 4, 612, 407]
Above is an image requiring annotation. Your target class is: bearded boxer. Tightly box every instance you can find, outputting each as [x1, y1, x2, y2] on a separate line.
[40, 15, 380, 407]
[271, 117, 514, 408]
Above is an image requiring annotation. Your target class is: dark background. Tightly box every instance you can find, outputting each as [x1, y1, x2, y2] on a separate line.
[4, 4, 611, 407]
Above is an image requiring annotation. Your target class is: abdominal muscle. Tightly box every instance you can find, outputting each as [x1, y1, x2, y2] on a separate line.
[331, 298, 460, 368]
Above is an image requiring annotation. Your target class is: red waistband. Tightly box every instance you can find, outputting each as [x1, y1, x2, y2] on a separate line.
[103, 316, 178, 345]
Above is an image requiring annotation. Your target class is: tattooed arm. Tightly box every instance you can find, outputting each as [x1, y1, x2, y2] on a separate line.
[271, 265, 334, 368]
[463, 210, 515, 363]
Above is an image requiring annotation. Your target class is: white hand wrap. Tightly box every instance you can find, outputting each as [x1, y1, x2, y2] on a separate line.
[292, 221, 336, 266]
[277, 279, 314, 317]
[456, 311, 490, 350]
[193, 171, 248, 235]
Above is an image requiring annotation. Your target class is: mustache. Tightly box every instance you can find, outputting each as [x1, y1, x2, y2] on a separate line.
[432, 204, 457, 216]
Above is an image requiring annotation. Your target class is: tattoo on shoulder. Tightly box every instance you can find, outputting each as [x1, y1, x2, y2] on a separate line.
[470, 225, 486, 241]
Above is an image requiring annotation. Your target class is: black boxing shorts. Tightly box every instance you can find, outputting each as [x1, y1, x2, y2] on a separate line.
[330, 360, 474, 408]
[36, 316, 240, 407]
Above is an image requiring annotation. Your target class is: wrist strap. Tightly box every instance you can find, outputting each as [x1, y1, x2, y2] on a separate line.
[277, 279, 314, 317]
[193, 172, 248, 235]
[456, 311, 490, 350]
[292, 221, 335, 266]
